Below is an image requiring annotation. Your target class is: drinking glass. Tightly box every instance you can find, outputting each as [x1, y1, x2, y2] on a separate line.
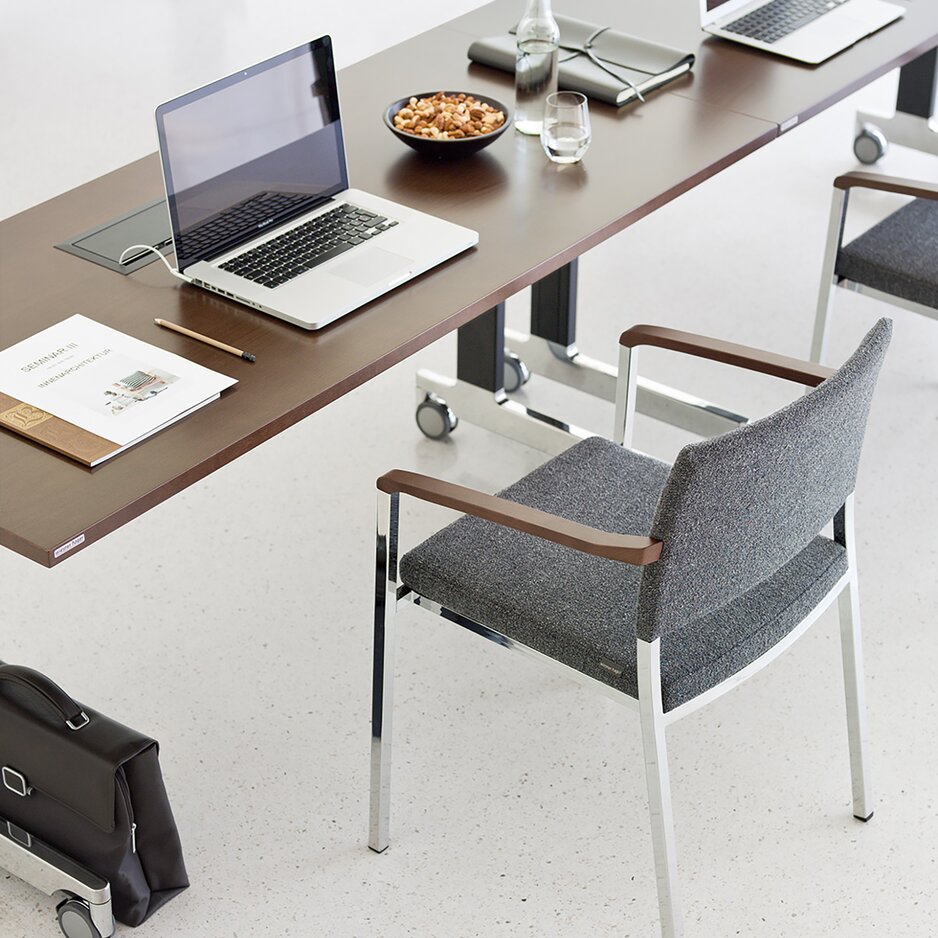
[540, 91, 591, 164]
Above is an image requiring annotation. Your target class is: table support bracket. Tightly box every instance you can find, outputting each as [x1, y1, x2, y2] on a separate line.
[504, 331, 748, 439]
[414, 262, 747, 454]
[415, 369, 591, 456]
[855, 49, 938, 158]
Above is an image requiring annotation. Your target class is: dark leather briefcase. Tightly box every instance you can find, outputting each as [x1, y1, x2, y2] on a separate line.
[0, 663, 189, 926]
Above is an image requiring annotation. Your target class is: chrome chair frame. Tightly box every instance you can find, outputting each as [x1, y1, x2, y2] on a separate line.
[370, 336, 874, 938]
[811, 172, 938, 363]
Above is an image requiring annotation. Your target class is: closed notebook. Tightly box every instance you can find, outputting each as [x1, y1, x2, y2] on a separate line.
[0, 314, 237, 466]
[468, 15, 694, 107]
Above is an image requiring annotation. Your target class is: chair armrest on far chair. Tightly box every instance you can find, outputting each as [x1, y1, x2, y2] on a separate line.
[619, 324, 835, 388]
[377, 469, 662, 565]
[834, 171, 938, 201]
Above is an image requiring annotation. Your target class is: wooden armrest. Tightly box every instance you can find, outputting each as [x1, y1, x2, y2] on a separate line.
[377, 469, 662, 566]
[834, 171, 938, 201]
[619, 324, 834, 388]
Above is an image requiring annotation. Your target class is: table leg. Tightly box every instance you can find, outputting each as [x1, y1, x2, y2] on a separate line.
[416, 264, 748, 454]
[530, 259, 579, 352]
[455, 302, 507, 393]
[507, 262, 748, 439]
[854, 49, 938, 162]
[415, 303, 590, 454]
[896, 48, 938, 119]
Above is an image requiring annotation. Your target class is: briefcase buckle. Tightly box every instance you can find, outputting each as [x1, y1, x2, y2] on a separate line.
[66, 711, 90, 731]
[2, 766, 32, 797]
[5, 821, 32, 848]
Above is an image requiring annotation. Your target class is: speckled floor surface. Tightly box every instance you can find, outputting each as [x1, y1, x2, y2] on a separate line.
[2, 5, 938, 937]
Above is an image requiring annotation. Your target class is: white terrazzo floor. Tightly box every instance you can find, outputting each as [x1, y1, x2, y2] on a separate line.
[2, 3, 938, 937]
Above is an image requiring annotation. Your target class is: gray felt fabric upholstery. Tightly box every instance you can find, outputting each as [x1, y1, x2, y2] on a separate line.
[399, 320, 891, 711]
[836, 198, 938, 310]
[636, 317, 891, 642]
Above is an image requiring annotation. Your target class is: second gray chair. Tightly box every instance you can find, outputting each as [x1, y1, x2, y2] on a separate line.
[370, 319, 892, 938]
[811, 171, 937, 362]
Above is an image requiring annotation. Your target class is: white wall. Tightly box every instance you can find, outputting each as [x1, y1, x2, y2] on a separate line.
[0, 0, 489, 219]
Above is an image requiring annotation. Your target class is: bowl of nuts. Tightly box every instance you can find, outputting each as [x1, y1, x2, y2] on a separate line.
[384, 91, 510, 158]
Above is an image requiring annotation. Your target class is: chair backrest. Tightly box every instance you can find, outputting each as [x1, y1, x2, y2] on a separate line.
[636, 318, 892, 643]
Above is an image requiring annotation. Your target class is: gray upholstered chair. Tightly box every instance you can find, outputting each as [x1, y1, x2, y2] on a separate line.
[369, 319, 892, 938]
[811, 171, 937, 363]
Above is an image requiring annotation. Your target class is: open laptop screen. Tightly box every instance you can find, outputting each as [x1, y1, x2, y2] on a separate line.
[156, 37, 348, 272]
[702, 0, 750, 23]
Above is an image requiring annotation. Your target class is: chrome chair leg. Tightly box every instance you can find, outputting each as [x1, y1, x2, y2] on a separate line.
[811, 188, 849, 364]
[835, 496, 874, 822]
[613, 343, 639, 448]
[369, 490, 400, 853]
[838, 573, 874, 822]
[811, 280, 837, 366]
[637, 639, 684, 938]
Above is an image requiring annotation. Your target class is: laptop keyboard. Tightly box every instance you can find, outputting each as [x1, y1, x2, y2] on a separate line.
[724, 0, 846, 44]
[179, 191, 318, 263]
[218, 204, 398, 288]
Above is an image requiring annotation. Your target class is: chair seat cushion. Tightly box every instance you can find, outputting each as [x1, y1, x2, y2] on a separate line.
[400, 437, 848, 712]
[836, 198, 938, 310]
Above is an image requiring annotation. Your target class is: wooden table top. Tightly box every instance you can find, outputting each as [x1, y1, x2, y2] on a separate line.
[448, 0, 938, 127]
[2, 0, 935, 567]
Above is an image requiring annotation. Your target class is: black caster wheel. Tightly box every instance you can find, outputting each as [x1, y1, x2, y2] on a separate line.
[415, 394, 458, 440]
[56, 898, 102, 938]
[854, 123, 888, 165]
[503, 352, 531, 393]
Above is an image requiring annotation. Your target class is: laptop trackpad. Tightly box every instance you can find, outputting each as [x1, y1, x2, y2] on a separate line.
[331, 247, 413, 286]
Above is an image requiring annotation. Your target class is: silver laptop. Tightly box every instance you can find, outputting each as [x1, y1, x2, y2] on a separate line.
[700, 0, 904, 64]
[155, 37, 478, 330]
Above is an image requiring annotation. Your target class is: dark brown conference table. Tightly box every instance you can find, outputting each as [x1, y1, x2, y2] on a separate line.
[2, 0, 936, 567]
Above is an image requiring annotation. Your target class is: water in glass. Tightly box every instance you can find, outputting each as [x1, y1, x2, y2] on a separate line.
[540, 92, 590, 164]
[515, 38, 559, 135]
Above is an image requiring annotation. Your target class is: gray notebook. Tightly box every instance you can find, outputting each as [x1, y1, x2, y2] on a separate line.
[468, 15, 694, 107]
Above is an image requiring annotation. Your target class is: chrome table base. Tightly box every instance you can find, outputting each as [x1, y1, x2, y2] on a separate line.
[415, 332, 746, 455]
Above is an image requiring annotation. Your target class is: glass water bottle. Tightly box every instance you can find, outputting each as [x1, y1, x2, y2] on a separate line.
[514, 0, 560, 135]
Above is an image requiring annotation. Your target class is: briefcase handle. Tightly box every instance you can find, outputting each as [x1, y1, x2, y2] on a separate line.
[0, 664, 90, 730]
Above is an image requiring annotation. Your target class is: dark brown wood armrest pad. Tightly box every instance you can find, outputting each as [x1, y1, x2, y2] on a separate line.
[834, 171, 938, 201]
[378, 469, 661, 565]
[619, 324, 834, 387]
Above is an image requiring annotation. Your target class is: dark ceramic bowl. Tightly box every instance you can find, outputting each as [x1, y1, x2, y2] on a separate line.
[383, 91, 511, 159]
